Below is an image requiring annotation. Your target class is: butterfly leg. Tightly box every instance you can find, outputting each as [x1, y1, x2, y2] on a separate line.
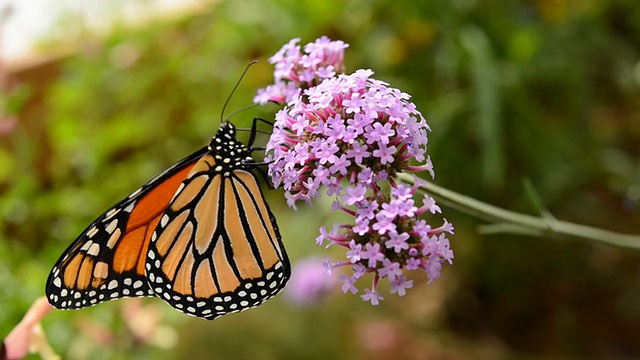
[247, 117, 274, 149]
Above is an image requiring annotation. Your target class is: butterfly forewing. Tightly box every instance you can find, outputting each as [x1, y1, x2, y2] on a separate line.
[46, 148, 207, 310]
[146, 123, 290, 320]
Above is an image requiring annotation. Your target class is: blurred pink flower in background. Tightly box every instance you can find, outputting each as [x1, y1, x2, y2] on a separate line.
[285, 256, 339, 306]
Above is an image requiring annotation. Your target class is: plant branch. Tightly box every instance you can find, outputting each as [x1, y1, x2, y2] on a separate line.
[398, 173, 640, 250]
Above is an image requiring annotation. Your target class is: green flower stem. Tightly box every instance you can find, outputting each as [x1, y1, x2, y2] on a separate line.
[398, 173, 640, 250]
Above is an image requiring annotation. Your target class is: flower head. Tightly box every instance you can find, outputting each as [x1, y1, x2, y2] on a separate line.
[267, 69, 431, 200]
[259, 37, 453, 304]
[254, 36, 349, 105]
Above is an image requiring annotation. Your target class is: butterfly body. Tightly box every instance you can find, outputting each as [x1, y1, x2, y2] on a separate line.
[46, 122, 290, 320]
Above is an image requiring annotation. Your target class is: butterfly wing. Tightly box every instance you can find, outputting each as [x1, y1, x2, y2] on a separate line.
[46, 147, 208, 310]
[146, 130, 290, 320]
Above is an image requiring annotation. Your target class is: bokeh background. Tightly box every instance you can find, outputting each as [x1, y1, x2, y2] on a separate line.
[1, 0, 640, 359]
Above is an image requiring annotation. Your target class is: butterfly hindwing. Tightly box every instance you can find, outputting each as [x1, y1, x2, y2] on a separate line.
[46, 148, 208, 309]
[145, 123, 290, 320]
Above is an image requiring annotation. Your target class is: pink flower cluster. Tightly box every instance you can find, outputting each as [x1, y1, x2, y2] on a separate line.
[257, 37, 454, 305]
[254, 36, 348, 105]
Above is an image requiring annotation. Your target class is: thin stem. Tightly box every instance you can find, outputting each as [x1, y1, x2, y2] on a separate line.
[398, 173, 640, 250]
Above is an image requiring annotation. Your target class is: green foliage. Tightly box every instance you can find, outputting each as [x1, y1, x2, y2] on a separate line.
[2, 0, 639, 358]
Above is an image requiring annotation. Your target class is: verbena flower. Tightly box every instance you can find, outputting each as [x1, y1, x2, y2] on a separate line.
[261, 37, 454, 304]
[254, 36, 348, 105]
[267, 69, 433, 207]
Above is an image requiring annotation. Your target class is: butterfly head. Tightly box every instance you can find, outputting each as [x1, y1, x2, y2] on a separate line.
[208, 122, 254, 169]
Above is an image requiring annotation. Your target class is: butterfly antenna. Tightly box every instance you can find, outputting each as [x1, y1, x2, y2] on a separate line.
[225, 103, 260, 120]
[221, 60, 259, 124]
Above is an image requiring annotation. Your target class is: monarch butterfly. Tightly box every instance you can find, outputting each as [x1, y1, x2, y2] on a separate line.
[45, 120, 290, 320]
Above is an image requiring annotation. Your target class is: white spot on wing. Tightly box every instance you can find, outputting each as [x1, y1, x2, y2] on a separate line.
[128, 187, 143, 199]
[106, 219, 119, 234]
[108, 279, 118, 290]
[80, 241, 92, 251]
[86, 243, 100, 256]
[106, 228, 121, 249]
[124, 202, 135, 213]
[87, 226, 99, 238]
[104, 208, 120, 220]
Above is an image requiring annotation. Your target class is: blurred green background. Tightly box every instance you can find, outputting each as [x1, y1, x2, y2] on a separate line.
[2, 0, 640, 359]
